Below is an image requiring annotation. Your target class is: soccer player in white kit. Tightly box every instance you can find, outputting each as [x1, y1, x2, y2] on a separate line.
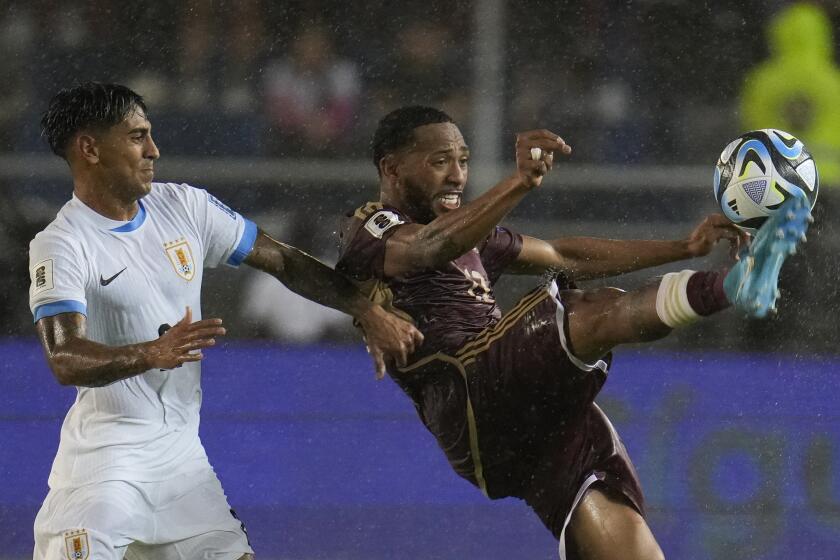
[28, 82, 423, 559]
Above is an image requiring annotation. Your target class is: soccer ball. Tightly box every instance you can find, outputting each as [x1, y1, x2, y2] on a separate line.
[713, 129, 818, 231]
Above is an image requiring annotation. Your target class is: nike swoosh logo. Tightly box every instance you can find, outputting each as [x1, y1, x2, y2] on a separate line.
[100, 267, 127, 286]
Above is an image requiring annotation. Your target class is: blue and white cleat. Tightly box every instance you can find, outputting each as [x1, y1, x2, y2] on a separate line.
[723, 196, 813, 318]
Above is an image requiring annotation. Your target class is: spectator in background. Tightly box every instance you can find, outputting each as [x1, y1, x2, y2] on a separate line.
[263, 23, 361, 157]
[741, 2, 840, 186]
[176, 1, 265, 115]
[0, 4, 35, 151]
[740, 1, 840, 352]
[368, 19, 469, 128]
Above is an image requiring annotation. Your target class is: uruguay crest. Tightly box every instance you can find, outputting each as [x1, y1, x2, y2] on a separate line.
[164, 238, 196, 281]
[64, 529, 89, 559]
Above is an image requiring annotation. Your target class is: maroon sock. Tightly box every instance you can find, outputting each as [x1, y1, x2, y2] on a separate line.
[686, 271, 731, 316]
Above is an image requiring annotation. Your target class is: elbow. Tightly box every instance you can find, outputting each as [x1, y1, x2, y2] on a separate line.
[47, 357, 78, 387]
[52, 365, 76, 386]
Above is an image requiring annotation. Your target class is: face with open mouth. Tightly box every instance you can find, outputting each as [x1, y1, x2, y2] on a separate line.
[396, 122, 469, 224]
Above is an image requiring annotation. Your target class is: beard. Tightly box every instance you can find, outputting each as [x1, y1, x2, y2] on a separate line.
[402, 180, 439, 224]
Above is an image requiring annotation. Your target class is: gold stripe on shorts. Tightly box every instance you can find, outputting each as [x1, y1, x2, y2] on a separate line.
[398, 352, 488, 497]
[456, 287, 550, 366]
[395, 286, 553, 497]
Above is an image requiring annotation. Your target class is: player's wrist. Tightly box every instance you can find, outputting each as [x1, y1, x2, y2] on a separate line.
[354, 302, 381, 329]
[135, 340, 161, 371]
[679, 238, 702, 259]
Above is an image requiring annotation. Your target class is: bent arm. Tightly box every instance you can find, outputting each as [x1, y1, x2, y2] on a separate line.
[37, 313, 160, 387]
[244, 230, 383, 319]
[36, 308, 224, 387]
[243, 230, 423, 375]
[383, 130, 568, 278]
[384, 175, 531, 277]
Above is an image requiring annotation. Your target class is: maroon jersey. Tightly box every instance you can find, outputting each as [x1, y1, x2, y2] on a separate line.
[337, 203, 642, 538]
[337, 202, 523, 356]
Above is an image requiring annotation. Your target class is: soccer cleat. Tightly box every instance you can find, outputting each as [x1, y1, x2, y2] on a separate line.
[723, 196, 812, 319]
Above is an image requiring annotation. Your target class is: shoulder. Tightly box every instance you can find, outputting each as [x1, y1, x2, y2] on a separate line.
[147, 181, 199, 205]
[338, 202, 404, 255]
[352, 203, 407, 240]
[147, 182, 234, 218]
[29, 210, 81, 259]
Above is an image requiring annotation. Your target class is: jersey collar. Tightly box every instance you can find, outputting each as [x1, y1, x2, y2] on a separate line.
[71, 189, 151, 233]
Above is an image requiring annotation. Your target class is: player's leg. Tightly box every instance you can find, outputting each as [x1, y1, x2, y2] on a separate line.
[565, 196, 812, 363]
[33, 481, 148, 560]
[565, 485, 664, 560]
[127, 469, 253, 560]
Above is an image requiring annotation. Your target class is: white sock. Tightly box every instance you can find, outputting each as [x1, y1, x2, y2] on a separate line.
[655, 270, 700, 328]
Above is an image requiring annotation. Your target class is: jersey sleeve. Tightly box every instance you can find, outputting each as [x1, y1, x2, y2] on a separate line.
[29, 232, 88, 322]
[180, 184, 258, 268]
[478, 226, 523, 283]
[336, 206, 406, 281]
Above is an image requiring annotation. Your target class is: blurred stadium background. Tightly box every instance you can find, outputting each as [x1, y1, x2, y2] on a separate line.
[1, 1, 840, 558]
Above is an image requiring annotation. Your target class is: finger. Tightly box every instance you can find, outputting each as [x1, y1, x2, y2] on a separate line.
[178, 338, 217, 352]
[518, 129, 566, 143]
[176, 306, 192, 327]
[187, 318, 224, 328]
[183, 326, 227, 339]
[412, 329, 425, 346]
[523, 137, 571, 153]
[526, 160, 547, 177]
[178, 352, 204, 363]
[394, 344, 409, 368]
[544, 151, 554, 170]
[372, 351, 386, 380]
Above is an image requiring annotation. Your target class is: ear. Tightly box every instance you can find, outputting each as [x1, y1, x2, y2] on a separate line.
[379, 153, 400, 184]
[76, 133, 100, 164]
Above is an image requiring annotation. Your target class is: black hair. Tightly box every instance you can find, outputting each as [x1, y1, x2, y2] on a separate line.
[371, 106, 454, 174]
[41, 82, 147, 159]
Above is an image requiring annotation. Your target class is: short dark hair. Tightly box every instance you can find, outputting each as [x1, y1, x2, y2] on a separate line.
[371, 106, 454, 174]
[41, 82, 147, 159]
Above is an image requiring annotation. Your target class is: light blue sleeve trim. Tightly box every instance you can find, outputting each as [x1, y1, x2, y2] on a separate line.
[226, 218, 258, 266]
[33, 300, 87, 322]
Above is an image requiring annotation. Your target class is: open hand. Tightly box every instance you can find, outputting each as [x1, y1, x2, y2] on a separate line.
[146, 307, 226, 369]
[515, 129, 572, 189]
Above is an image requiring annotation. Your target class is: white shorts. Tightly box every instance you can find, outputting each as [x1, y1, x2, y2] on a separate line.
[33, 468, 252, 560]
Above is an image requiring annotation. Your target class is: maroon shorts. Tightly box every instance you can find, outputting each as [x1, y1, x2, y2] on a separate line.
[393, 281, 644, 538]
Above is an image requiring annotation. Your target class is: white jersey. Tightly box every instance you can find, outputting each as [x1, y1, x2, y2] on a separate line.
[28, 182, 257, 489]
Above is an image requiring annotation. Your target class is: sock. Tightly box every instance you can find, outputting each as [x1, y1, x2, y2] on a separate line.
[685, 270, 730, 316]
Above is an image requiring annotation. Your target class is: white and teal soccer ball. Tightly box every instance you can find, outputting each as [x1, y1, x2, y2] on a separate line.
[714, 129, 818, 231]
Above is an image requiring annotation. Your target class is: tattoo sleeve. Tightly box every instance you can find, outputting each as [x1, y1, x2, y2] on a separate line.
[244, 231, 373, 318]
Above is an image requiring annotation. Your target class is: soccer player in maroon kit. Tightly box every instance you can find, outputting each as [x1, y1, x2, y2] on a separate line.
[336, 107, 811, 559]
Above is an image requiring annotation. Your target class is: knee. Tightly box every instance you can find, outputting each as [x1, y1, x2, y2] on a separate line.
[582, 286, 626, 303]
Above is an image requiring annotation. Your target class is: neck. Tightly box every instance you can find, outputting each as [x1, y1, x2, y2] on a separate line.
[74, 181, 140, 222]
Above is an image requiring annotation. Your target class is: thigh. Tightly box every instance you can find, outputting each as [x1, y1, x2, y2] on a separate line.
[566, 485, 664, 560]
[34, 482, 148, 560]
[128, 469, 253, 560]
[563, 284, 668, 364]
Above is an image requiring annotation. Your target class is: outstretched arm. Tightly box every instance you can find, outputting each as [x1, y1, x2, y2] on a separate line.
[507, 214, 749, 281]
[37, 307, 225, 387]
[384, 130, 570, 278]
[244, 231, 423, 377]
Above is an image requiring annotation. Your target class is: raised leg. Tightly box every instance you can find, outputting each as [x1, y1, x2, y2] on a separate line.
[566, 485, 664, 560]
